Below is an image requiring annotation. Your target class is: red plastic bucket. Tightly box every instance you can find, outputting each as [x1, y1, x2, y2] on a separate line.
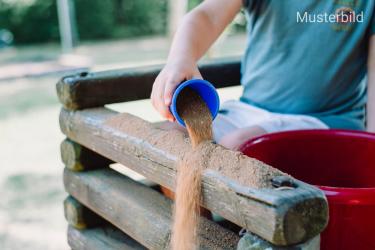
[239, 130, 375, 250]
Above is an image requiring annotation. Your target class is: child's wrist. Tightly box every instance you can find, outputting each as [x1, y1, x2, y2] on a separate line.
[167, 49, 197, 65]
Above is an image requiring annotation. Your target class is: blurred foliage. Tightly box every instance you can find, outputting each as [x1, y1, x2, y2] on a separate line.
[0, 0, 59, 44]
[0, 0, 244, 45]
[74, 0, 116, 40]
[110, 0, 168, 38]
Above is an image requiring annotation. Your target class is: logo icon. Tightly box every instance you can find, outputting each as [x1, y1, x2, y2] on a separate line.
[335, 7, 355, 24]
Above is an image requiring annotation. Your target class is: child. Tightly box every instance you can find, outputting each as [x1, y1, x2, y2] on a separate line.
[151, 0, 375, 150]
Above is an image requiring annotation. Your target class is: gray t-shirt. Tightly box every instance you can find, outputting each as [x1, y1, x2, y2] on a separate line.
[241, 0, 375, 130]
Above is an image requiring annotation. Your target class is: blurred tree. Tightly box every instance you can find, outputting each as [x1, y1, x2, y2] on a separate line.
[0, 0, 59, 44]
[0, 0, 242, 45]
[114, 0, 126, 23]
[74, 0, 116, 40]
[115, 0, 168, 37]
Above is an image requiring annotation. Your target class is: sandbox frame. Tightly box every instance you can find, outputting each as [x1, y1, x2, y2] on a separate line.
[57, 58, 328, 250]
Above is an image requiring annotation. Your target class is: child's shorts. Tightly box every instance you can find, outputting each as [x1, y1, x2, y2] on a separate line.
[213, 100, 328, 142]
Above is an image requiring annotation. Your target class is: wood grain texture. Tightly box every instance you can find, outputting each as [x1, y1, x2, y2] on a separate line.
[68, 226, 146, 250]
[56, 58, 241, 110]
[60, 108, 328, 246]
[61, 138, 113, 171]
[64, 168, 240, 250]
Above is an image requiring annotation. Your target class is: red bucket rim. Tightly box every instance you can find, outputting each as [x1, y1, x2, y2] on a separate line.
[240, 129, 375, 150]
[239, 129, 375, 202]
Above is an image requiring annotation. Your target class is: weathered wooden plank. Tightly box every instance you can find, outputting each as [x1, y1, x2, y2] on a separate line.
[59, 108, 328, 246]
[64, 196, 105, 229]
[61, 138, 112, 171]
[64, 168, 240, 250]
[68, 226, 146, 250]
[56, 58, 241, 110]
[237, 231, 320, 250]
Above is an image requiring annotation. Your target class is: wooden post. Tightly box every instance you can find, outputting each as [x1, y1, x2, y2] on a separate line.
[64, 196, 104, 229]
[64, 168, 240, 249]
[61, 138, 112, 171]
[68, 225, 146, 250]
[57, 0, 77, 53]
[237, 231, 320, 250]
[59, 108, 328, 246]
[56, 58, 241, 110]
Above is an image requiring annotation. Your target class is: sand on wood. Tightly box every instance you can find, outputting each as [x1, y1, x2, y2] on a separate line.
[104, 88, 284, 249]
[104, 114, 283, 189]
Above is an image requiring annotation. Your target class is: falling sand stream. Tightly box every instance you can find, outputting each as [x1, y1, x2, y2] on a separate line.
[171, 87, 213, 250]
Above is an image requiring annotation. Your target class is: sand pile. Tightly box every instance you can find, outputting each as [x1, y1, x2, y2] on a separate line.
[104, 112, 283, 189]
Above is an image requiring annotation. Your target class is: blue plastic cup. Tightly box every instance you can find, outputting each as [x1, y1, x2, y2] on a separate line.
[170, 79, 220, 127]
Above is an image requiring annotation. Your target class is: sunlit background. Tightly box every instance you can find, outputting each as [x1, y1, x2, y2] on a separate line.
[0, 0, 246, 249]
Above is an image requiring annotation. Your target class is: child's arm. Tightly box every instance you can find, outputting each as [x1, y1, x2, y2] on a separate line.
[367, 36, 375, 132]
[151, 0, 243, 121]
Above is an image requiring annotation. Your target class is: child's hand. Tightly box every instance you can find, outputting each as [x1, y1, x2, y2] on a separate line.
[151, 60, 202, 121]
[150, 0, 242, 121]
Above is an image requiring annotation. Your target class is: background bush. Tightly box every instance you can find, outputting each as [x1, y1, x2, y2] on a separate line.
[0, 0, 169, 44]
[0, 0, 243, 45]
[74, 0, 168, 40]
[0, 0, 59, 44]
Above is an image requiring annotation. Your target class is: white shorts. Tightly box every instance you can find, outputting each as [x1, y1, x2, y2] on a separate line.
[213, 100, 328, 142]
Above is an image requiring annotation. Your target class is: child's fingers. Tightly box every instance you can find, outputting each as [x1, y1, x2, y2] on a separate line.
[164, 80, 178, 106]
[163, 78, 181, 121]
[152, 68, 202, 122]
[150, 77, 161, 109]
[151, 73, 177, 121]
[160, 103, 175, 122]
[152, 78, 172, 120]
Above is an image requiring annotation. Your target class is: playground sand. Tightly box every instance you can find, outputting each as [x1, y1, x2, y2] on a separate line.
[199, 220, 238, 249]
[105, 91, 283, 249]
[171, 87, 213, 250]
[176, 88, 213, 146]
[105, 112, 282, 189]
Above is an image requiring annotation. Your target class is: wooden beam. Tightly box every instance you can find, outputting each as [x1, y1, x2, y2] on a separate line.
[64, 196, 104, 229]
[237, 231, 320, 250]
[56, 58, 241, 110]
[61, 138, 112, 171]
[68, 226, 146, 250]
[64, 168, 240, 249]
[60, 108, 328, 246]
